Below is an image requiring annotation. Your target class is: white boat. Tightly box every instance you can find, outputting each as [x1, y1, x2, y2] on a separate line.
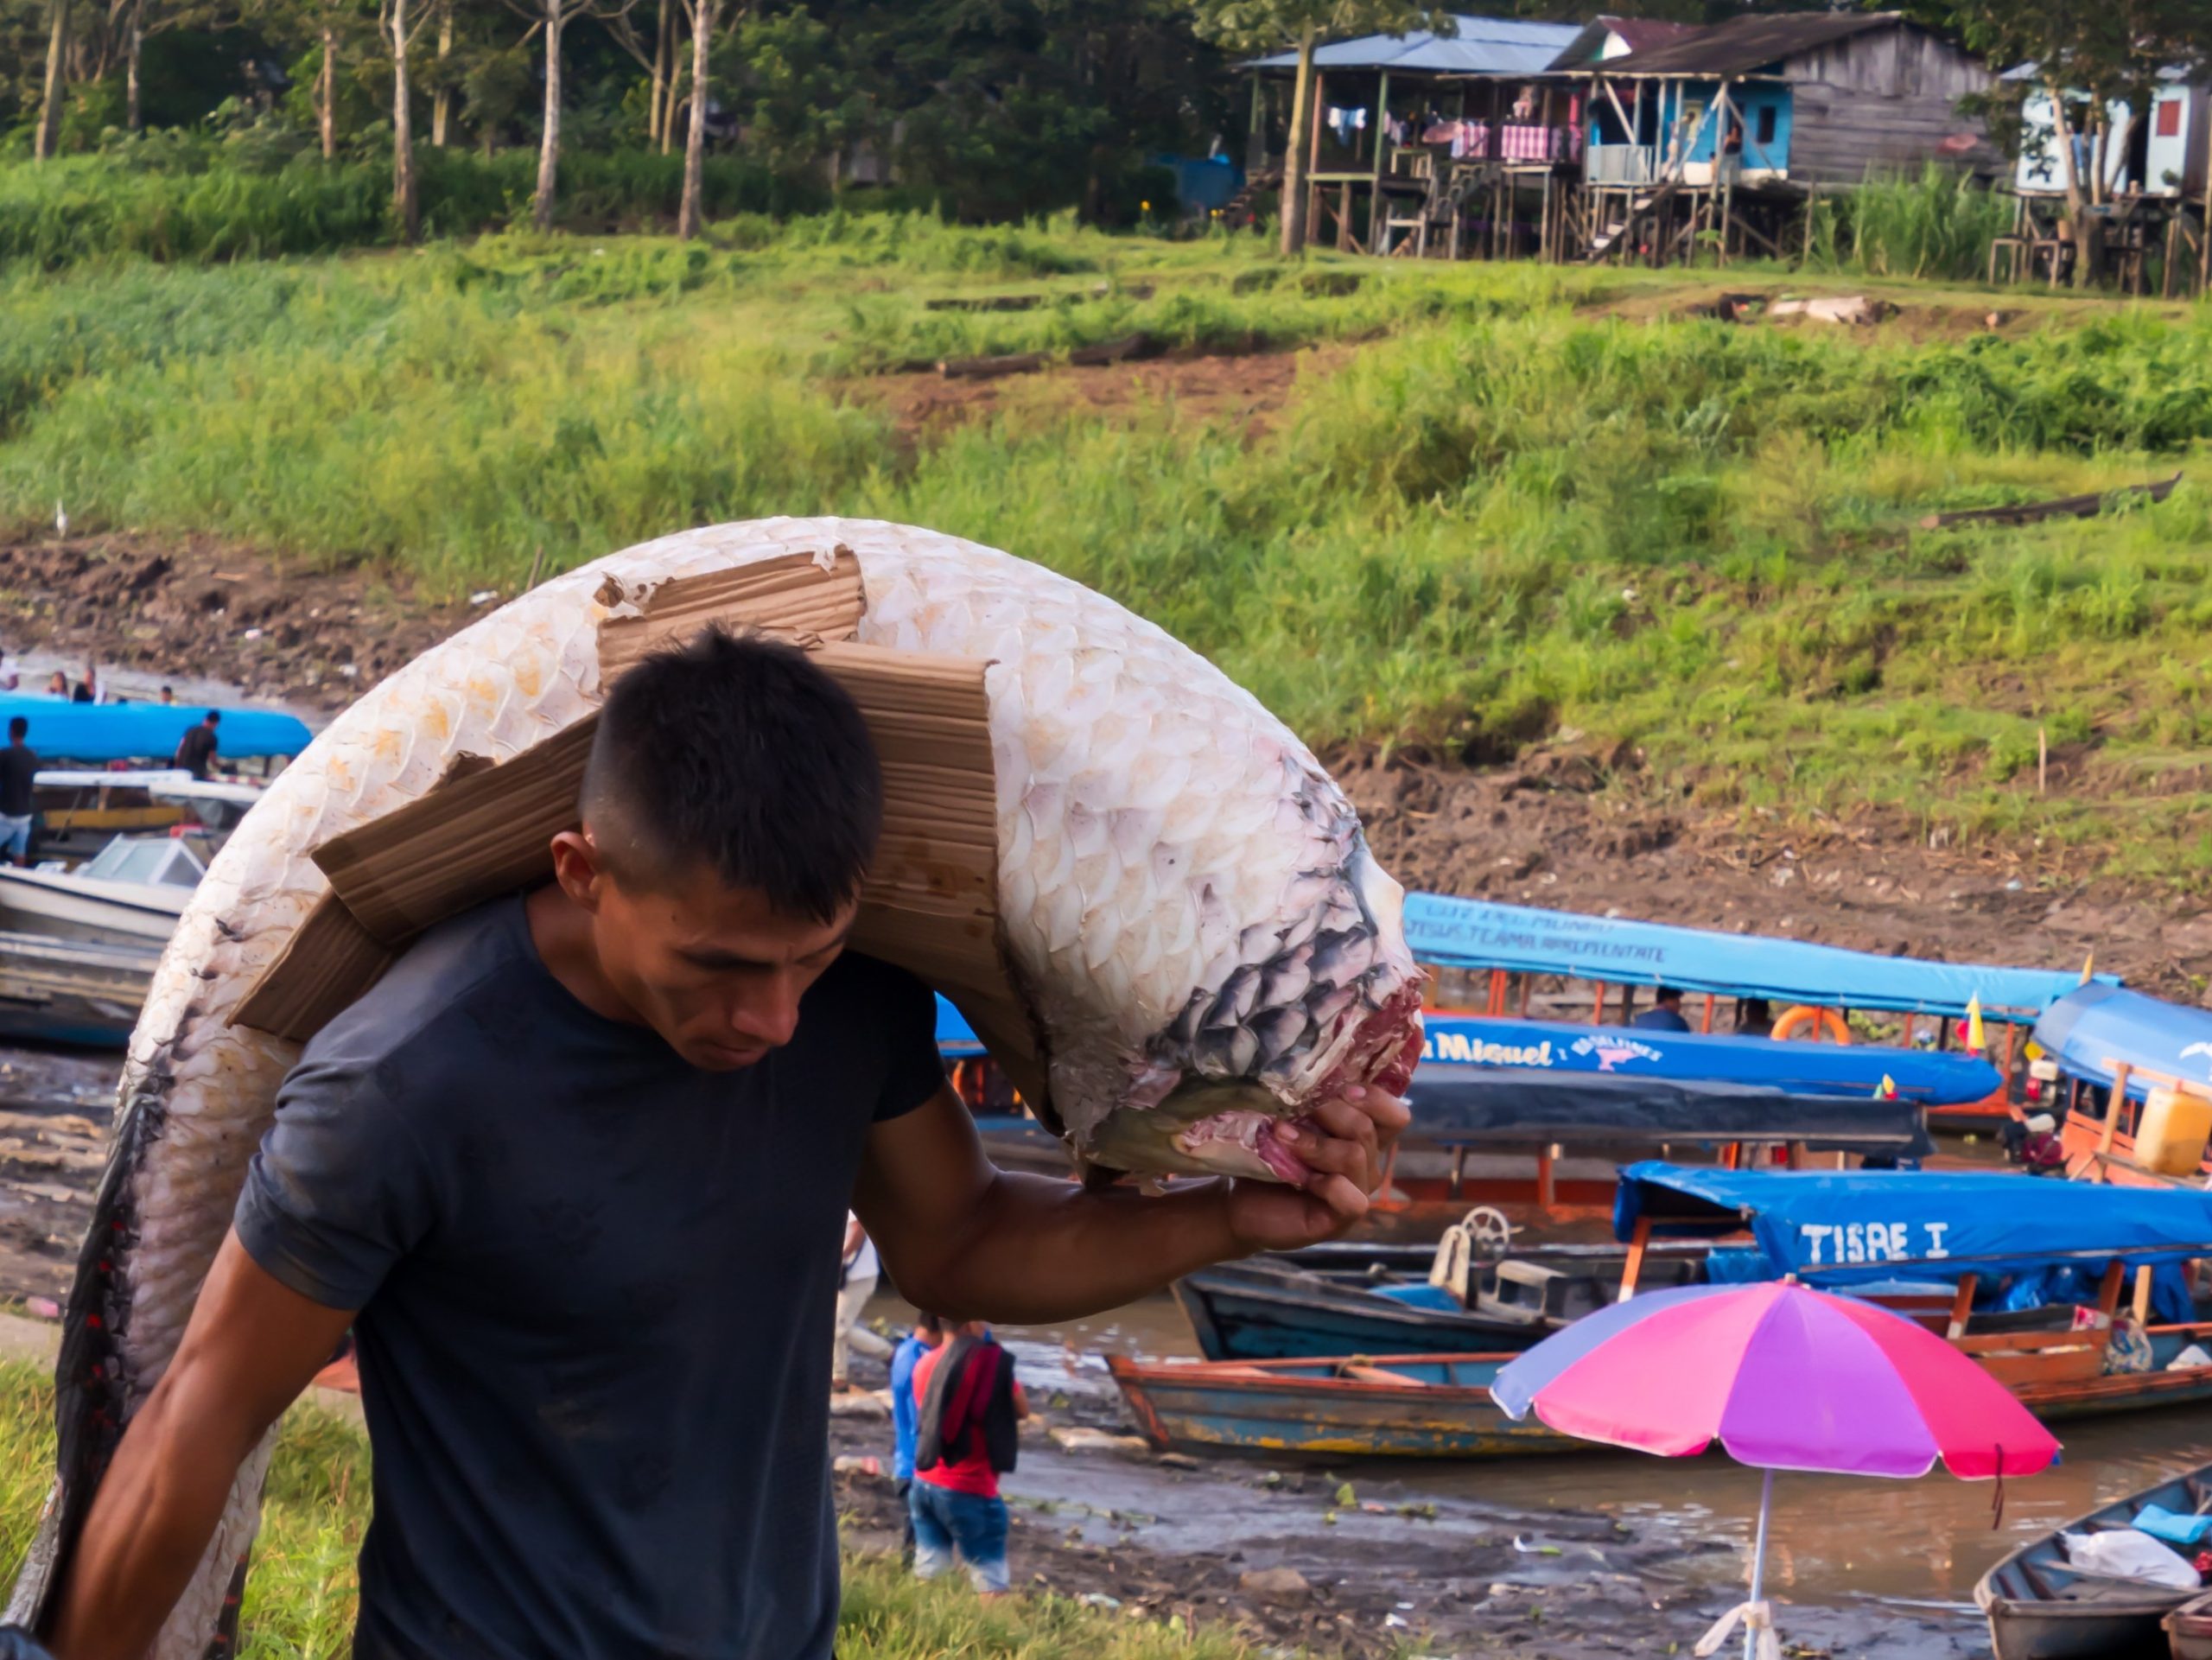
[0, 836, 205, 946]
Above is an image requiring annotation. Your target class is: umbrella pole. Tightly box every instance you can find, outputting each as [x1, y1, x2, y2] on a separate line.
[1744, 1466, 1775, 1660]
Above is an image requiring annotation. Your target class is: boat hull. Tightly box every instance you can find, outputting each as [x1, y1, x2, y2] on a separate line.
[0, 871, 184, 947]
[0, 930, 158, 1047]
[1982, 1599, 2177, 1660]
[1106, 1353, 1588, 1460]
[1172, 1265, 1541, 1361]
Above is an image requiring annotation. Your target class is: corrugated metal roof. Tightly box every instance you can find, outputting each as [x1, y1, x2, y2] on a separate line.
[1246, 13, 1582, 77]
[1547, 15, 1703, 71]
[1593, 11, 1910, 79]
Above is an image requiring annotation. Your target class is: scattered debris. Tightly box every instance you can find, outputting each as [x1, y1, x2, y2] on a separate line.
[1767, 295, 1894, 326]
[1239, 1566, 1313, 1606]
[1049, 1425, 1155, 1457]
[1917, 471, 2182, 531]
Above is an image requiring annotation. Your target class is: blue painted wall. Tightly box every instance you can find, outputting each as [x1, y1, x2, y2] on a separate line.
[1586, 79, 1794, 175]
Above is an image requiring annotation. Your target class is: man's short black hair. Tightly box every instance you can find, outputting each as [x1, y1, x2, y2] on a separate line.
[916, 1311, 944, 1336]
[203, 710, 220, 726]
[6, 717, 24, 741]
[581, 627, 882, 922]
[1655, 985, 1682, 1004]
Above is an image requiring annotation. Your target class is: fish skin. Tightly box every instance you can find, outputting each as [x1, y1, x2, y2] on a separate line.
[5, 518, 1419, 1654]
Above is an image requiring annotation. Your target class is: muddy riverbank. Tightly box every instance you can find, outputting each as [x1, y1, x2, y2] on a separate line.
[828, 1331, 2001, 1660]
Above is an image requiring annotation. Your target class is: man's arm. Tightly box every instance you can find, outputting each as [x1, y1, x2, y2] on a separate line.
[854, 1084, 1407, 1326]
[45, 1232, 355, 1660]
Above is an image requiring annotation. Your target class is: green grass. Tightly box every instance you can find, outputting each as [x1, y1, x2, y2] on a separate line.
[0, 1362, 1249, 1657]
[0, 143, 822, 270]
[3, 214, 2212, 878]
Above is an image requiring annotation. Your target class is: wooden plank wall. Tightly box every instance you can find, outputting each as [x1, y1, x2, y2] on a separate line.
[1785, 26, 2002, 184]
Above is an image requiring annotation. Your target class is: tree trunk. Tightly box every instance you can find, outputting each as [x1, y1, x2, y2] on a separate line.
[391, 0, 419, 240]
[647, 0, 668, 148]
[677, 0, 712, 238]
[2045, 81, 2100, 289]
[124, 0, 143, 131]
[430, 0, 452, 146]
[533, 3, 563, 232]
[1279, 29, 1315, 255]
[319, 22, 337, 158]
[35, 0, 69, 162]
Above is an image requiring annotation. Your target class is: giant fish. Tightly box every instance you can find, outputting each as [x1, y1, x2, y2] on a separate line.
[5, 518, 1421, 1655]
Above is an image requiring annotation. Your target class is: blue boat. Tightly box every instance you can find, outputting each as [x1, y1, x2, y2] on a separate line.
[2031, 983, 2212, 1180]
[0, 696, 312, 765]
[1406, 892, 2107, 1021]
[1615, 1163, 2212, 1423]
[1420, 1014, 1999, 1105]
[1106, 1351, 1585, 1460]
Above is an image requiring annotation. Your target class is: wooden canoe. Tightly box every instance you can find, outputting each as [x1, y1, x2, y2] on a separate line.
[1977, 1460, 2212, 1660]
[1105, 1352, 1587, 1460]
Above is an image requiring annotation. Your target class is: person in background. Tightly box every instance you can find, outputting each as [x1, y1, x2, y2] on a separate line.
[1734, 996, 1774, 1037]
[889, 1312, 945, 1562]
[69, 674, 93, 706]
[43, 671, 67, 700]
[157, 686, 175, 706]
[0, 718, 37, 868]
[2018, 1112, 2068, 1176]
[910, 1320, 1027, 1596]
[0, 653, 18, 691]
[833, 1212, 880, 1393]
[1631, 985, 1691, 1034]
[175, 711, 220, 780]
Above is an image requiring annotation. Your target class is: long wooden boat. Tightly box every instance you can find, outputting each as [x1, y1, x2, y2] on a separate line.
[1105, 1352, 1586, 1460]
[0, 929, 159, 1048]
[1977, 1460, 2212, 1660]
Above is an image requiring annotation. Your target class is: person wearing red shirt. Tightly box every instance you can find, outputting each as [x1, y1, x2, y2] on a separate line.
[909, 1321, 1028, 1593]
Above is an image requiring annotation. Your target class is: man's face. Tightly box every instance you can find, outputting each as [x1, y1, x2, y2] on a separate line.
[588, 857, 857, 1072]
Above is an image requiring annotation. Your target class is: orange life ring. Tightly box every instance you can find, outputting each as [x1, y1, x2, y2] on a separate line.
[1771, 1005, 1851, 1043]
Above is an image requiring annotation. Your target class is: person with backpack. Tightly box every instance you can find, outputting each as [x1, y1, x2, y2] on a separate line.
[909, 1320, 1027, 1594]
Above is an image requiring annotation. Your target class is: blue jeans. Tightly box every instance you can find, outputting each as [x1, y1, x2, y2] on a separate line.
[908, 1480, 1009, 1593]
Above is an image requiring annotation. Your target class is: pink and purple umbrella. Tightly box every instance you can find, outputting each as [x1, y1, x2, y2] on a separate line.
[1491, 1280, 2059, 1658]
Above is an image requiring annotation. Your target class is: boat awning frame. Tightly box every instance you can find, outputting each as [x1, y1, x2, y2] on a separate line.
[1614, 1161, 2212, 1282]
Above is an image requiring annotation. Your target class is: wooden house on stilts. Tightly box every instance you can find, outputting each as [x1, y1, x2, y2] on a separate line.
[1557, 11, 2000, 264]
[1242, 15, 1584, 259]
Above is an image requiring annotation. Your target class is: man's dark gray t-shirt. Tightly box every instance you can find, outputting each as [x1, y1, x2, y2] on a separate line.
[234, 894, 943, 1659]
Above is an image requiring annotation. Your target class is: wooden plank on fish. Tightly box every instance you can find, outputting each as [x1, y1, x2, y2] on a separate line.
[230, 892, 396, 1043]
[595, 546, 866, 679]
[237, 623, 1039, 1111]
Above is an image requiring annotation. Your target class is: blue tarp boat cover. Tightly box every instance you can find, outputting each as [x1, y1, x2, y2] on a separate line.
[1614, 1161, 2212, 1282]
[0, 696, 312, 763]
[1405, 892, 2108, 1019]
[1410, 1067, 1931, 1154]
[936, 996, 985, 1056]
[2031, 983, 2212, 1102]
[1421, 1014, 1999, 1106]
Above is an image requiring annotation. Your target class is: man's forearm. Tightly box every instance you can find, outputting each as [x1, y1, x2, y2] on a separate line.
[895, 1170, 1242, 1325]
[47, 1375, 262, 1660]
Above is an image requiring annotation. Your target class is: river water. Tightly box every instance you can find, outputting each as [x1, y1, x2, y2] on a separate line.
[944, 1288, 2212, 1614]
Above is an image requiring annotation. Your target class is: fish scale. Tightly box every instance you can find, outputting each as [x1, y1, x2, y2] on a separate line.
[5, 517, 1419, 1656]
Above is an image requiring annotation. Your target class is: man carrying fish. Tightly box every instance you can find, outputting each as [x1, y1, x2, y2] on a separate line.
[40, 631, 1408, 1660]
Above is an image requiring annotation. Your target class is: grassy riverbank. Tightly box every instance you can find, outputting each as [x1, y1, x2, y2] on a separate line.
[0, 1361, 1246, 1658]
[4, 217, 2212, 878]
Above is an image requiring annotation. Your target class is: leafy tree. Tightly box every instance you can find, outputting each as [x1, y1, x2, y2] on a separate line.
[505, 0, 637, 230]
[733, 8, 868, 187]
[1191, 0, 1452, 253]
[1905, 1, 2212, 284]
